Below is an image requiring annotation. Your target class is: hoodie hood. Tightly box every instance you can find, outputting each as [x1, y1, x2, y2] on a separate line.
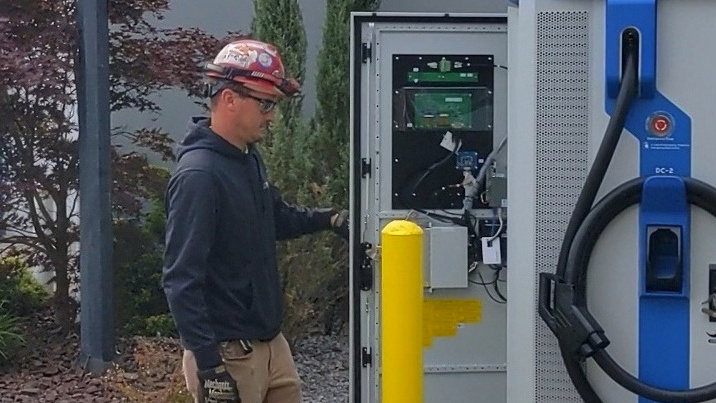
[176, 117, 251, 161]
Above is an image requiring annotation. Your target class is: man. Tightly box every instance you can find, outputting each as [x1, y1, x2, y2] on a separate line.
[162, 39, 349, 403]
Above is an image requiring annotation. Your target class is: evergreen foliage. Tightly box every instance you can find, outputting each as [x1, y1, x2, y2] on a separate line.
[251, 0, 306, 128]
[251, 0, 380, 344]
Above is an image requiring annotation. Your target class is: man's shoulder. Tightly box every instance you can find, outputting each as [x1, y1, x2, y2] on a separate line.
[173, 148, 219, 172]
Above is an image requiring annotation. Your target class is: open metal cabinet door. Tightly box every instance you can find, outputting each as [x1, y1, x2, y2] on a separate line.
[349, 12, 508, 403]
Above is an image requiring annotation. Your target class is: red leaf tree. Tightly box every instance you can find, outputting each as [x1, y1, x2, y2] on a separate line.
[0, 0, 238, 328]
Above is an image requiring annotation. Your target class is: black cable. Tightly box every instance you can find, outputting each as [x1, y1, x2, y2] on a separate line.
[562, 176, 716, 402]
[539, 31, 640, 403]
[540, 28, 716, 402]
[417, 209, 466, 225]
[402, 139, 460, 203]
[464, 209, 480, 257]
[492, 269, 506, 302]
[470, 269, 505, 304]
[555, 40, 639, 280]
[468, 278, 496, 286]
[400, 138, 468, 225]
[593, 348, 716, 403]
[438, 208, 464, 217]
[560, 345, 604, 403]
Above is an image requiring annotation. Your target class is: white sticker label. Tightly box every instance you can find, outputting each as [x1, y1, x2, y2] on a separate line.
[440, 131, 461, 152]
[481, 237, 502, 265]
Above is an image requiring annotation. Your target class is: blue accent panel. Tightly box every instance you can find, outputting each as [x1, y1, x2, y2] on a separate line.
[605, 0, 657, 99]
[605, 2, 692, 401]
[638, 176, 690, 403]
[606, 94, 692, 177]
[639, 297, 690, 397]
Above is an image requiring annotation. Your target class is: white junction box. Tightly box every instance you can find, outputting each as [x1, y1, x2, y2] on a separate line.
[425, 226, 469, 289]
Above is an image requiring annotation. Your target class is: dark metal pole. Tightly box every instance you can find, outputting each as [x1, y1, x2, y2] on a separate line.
[77, 0, 114, 374]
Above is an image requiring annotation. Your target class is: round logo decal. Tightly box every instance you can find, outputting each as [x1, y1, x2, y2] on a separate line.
[258, 53, 273, 68]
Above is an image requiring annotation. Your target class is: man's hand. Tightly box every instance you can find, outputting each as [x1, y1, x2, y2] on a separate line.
[197, 365, 240, 403]
[331, 210, 349, 240]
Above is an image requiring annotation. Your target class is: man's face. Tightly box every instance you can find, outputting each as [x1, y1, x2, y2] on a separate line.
[230, 88, 278, 144]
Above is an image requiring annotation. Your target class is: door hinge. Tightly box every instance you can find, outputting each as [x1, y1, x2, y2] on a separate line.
[361, 347, 372, 367]
[361, 43, 372, 63]
[361, 158, 371, 178]
[360, 242, 374, 291]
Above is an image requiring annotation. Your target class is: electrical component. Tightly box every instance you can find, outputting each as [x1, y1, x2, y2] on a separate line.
[486, 172, 507, 208]
[391, 53, 495, 210]
[424, 226, 468, 289]
[478, 215, 507, 264]
[455, 151, 480, 171]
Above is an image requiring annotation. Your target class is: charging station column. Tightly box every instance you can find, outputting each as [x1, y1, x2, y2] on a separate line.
[507, 1, 716, 402]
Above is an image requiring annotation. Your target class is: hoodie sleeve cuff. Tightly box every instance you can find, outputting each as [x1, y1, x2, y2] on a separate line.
[193, 344, 223, 370]
[315, 208, 335, 230]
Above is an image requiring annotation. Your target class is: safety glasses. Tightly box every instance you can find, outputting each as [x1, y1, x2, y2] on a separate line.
[222, 85, 276, 114]
[240, 92, 277, 114]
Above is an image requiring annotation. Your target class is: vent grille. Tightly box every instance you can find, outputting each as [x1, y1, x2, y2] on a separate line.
[535, 10, 591, 403]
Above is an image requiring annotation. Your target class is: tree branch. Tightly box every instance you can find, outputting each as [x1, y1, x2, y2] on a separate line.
[68, 190, 80, 217]
[0, 235, 49, 255]
[1, 225, 35, 237]
[22, 191, 54, 253]
[31, 189, 56, 229]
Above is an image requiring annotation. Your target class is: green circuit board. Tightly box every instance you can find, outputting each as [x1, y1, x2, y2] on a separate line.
[413, 92, 473, 129]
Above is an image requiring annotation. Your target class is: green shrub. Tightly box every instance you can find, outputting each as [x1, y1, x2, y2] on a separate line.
[0, 301, 25, 364]
[114, 198, 174, 337]
[0, 256, 50, 316]
[124, 313, 177, 338]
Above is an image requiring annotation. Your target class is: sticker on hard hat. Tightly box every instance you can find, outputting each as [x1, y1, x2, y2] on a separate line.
[258, 53, 272, 67]
[214, 44, 258, 68]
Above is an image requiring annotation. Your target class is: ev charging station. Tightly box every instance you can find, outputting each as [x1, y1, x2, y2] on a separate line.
[507, 1, 716, 403]
[350, 3, 716, 403]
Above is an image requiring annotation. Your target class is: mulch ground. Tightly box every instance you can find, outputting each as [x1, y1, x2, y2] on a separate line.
[0, 309, 192, 403]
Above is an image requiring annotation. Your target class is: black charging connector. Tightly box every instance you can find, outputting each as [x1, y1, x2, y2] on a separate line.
[645, 227, 682, 293]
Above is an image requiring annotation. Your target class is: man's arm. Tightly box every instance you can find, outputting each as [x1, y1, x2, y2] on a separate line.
[162, 169, 223, 370]
[271, 185, 339, 240]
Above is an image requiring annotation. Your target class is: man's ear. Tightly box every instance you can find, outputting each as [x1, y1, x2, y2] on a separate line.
[221, 88, 240, 110]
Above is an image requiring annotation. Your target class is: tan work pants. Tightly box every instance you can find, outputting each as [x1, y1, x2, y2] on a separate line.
[183, 333, 302, 403]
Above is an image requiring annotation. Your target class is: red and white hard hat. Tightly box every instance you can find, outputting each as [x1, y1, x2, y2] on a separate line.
[204, 39, 300, 97]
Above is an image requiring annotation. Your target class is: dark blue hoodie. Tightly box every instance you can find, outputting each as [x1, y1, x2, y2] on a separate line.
[162, 117, 333, 370]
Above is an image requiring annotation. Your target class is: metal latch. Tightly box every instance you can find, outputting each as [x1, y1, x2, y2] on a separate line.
[361, 347, 372, 367]
[361, 158, 371, 178]
[361, 43, 372, 63]
[360, 242, 375, 291]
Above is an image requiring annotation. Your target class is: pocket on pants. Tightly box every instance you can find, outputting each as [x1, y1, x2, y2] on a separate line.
[220, 341, 254, 361]
[219, 341, 264, 403]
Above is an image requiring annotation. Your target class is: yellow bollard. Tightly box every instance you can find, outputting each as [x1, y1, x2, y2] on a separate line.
[381, 220, 423, 403]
